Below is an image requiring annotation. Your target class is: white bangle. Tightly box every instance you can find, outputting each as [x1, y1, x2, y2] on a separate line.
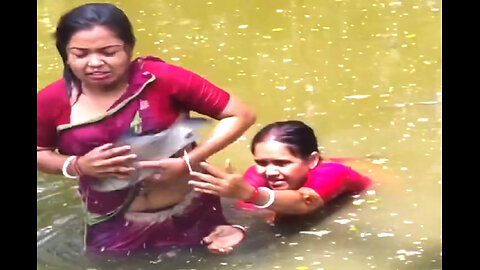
[231, 224, 246, 233]
[256, 187, 275, 209]
[62, 156, 78, 179]
[183, 150, 193, 173]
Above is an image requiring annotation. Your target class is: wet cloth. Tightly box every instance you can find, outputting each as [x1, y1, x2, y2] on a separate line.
[37, 56, 231, 251]
[242, 161, 372, 204]
[86, 192, 229, 252]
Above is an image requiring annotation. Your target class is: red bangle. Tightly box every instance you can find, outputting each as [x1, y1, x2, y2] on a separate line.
[244, 186, 259, 203]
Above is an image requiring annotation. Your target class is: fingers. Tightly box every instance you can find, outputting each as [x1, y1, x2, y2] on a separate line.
[189, 171, 219, 183]
[96, 166, 136, 179]
[188, 171, 221, 194]
[110, 166, 137, 179]
[101, 144, 132, 159]
[199, 162, 228, 179]
[189, 180, 219, 195]
[99, 153, 137, 167]
[96, 143, 114, 151]
[188, 179, 213, 189]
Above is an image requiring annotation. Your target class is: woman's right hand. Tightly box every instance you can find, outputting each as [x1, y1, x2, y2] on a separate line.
[188, 162, 255, 201]
[76, 143, 137, 179]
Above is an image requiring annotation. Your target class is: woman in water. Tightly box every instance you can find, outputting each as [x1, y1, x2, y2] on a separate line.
[37, 3, 255, 254]
[189, 120, 372, 221]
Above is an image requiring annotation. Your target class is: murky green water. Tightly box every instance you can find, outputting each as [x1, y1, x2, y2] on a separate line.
[37, 0, 441, 269]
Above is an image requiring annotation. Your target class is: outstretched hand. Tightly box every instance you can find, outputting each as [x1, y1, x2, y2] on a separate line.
[188, 162, 254, 201]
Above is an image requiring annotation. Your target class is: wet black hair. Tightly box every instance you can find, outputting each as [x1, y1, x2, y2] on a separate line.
[251, 120, 322, 160]
[54, 3, 136, 97]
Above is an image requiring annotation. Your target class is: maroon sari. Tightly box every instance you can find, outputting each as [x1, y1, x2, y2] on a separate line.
[37, 56, 231, 252]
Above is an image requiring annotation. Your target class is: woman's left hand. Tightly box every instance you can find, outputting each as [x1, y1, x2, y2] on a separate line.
[188, 162, 254, 200]
[136, 157, 188, 182]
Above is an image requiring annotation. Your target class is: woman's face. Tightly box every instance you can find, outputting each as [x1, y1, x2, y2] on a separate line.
[253, 139, 318, 190]
[66, 25, 131, 89]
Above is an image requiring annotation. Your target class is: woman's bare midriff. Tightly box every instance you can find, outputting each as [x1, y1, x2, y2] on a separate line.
[127, 174, 193, 212]
[125, 146, 199, 212]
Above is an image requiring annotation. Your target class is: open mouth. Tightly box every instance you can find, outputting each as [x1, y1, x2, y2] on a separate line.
[87, 71, 111, 80]
[268, 180, 288, 190]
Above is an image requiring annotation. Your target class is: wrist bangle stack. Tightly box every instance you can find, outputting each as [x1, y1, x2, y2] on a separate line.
[244, 186, 259, 203]
[62, 156, 78, 179]
[255, 187, 275, 209]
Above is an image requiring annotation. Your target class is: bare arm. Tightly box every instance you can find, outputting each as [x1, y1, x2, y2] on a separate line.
[189, 162, 324, 215]
[253, 187, 324, 215]
[37, 147, 71, 175]
[187, 95, 256, 165]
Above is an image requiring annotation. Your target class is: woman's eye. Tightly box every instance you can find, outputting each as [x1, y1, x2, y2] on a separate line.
[255, 160, 268, 166]
[273, 160, 290, 167]
[68, 49, 88, 58]
[102, 50, 118, 57]
[72, 52, 87, 58]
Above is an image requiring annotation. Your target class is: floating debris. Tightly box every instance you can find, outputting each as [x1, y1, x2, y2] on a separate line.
[352, 199, 365, 205]
[396, 249, 422, 256]
[334, 219, 351, 224]
[377, 232, 395, 237]
[344, 94, 370, 100]
[299, 230, 331, 237]
[366, 199, 379, 204]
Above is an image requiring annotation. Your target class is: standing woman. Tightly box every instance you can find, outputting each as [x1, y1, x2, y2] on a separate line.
[189, 120, 372, 221]
[37, 3, 255, 254]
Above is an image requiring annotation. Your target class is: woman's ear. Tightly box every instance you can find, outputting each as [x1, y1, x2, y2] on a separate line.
[307, 151, 320, 169]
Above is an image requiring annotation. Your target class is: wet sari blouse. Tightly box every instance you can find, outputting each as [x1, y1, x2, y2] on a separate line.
[37, 56, 230, 217]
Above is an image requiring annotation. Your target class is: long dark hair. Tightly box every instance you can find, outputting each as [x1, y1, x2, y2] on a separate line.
[251, 120, 322, 160]
[54, 3, 136, 97]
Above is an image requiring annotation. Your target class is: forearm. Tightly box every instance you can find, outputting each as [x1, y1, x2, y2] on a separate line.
[37, 149, 71, 175]
[188, 117, 252, 164]
[252, 188, 323, 215]
[188, 96, 255, 165]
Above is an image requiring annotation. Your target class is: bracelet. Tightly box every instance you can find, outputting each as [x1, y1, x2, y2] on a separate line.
[62, 156, 78, 179]
[231, 224, 246, 234]
[183, 150, 193, 173]
[244, 186, 259, 203]
[255, 187, 275, 209]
